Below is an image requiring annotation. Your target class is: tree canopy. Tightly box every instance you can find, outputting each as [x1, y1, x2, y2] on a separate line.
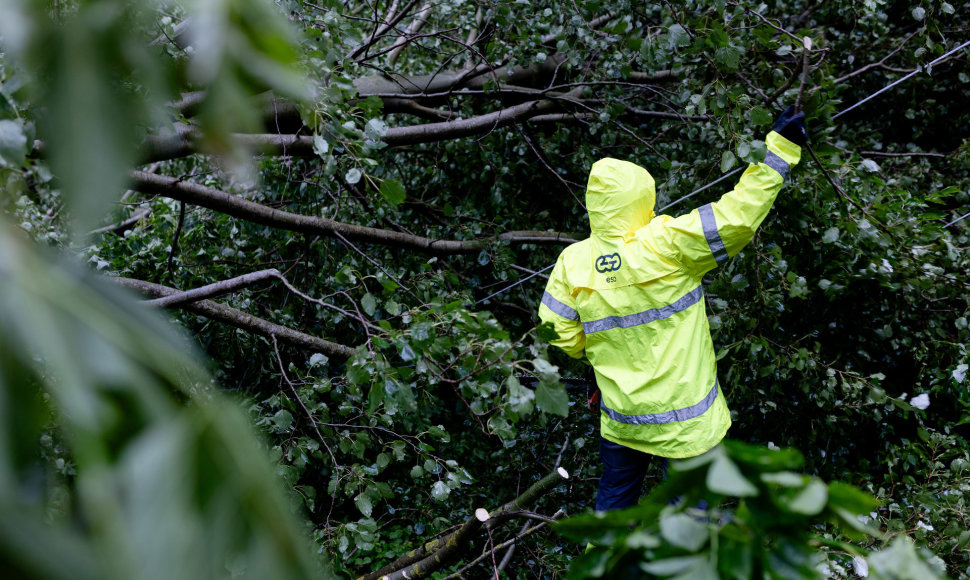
[1, 0, 968, 578]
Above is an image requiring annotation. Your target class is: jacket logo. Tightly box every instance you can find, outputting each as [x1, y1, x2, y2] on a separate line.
[595, 253, 622, 273]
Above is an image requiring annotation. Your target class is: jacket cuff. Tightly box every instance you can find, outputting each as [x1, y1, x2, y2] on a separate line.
[766, 131, 802, 166]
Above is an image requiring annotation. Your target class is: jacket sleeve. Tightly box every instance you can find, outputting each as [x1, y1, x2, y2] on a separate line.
[646, 131, 801, 274]
[537, 253, 585, 359]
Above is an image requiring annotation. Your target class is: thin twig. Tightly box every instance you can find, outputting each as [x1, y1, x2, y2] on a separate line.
[163, 201, 186, 283]
[271, 335, 342, 531]
[497, 520, 529, 572]
[333, 231, 426, 307]
[88, 206, 151, 236]
[804, 141, 895, 237]
[516, 125, 586, 211]
[794, 37, 812, 111]
[554, 434, 570, 470]
[439, 510, 566, 580]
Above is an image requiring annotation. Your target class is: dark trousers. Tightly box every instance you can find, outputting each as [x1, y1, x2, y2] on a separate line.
[595, 437, 656, 511]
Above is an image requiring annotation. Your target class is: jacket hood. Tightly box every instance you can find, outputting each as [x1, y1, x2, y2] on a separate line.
[585, 158, 656, 239]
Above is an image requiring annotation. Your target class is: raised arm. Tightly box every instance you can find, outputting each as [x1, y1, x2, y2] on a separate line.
[644, 108, 806, 274]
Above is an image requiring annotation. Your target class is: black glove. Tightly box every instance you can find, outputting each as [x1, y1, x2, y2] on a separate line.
[773, 105, 808, 147]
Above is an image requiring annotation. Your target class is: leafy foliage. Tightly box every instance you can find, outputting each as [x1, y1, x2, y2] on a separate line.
[557, 441, 945, 579]
[1, 0, 969, 578]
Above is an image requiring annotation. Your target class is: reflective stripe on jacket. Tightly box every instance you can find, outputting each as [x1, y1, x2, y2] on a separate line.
[538, 131, 801, 458]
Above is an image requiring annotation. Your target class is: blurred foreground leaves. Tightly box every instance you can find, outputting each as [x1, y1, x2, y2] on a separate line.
[0, 220, 330, 578]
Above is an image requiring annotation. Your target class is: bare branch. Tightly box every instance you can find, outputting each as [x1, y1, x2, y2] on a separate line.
[128, 171, 581, 254]
[859, 150, 946, 159]
[142, 94, 566, 162]
[361, 467, 570, 580]
[382, 97, 457, 121]
[795, 37, 812, 111]
[352, 53, 569, 99]
[113, 276, 356, 359]
[144, 269, 283, 308]
[441, 511, 566, 580]
[627, 69, 679, 83]
[333, 232, 426, 306]
[346, 0, 422, 62]
[88, 207, 151, 236]
[828, 31, 920, 87]
[163, 201, 186, 283]
[386, 2, 433, 65]
[270, 334, 342, 528]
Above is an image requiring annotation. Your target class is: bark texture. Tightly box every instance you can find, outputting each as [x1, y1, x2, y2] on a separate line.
[113, 277, 356, 359]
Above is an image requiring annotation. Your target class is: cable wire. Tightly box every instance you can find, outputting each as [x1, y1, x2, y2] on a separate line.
[475, 264, 554, 305]
[832, 39, 970, 120]
[944, 210, 970, 228]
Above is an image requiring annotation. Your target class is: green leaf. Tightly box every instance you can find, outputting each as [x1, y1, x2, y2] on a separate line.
[272, 409, 293, 431]
[535, 381, 569, 417]
[723, 441, 804, 471]
[508, 377, 535, 415]
[721, 150, 737, 173]
[868, 536, 946, 580]
[355, 493, 373, 517]
[750, 106, 773, 126]
[345, 168, 363, 184]
[364, 118, 388, 140]
[714, 46, 743, 72]
[361, 293, 378, 317]
[821, 227, 840, 243]
[826, 482, 880, 514]
[533, 357, 559, 381]
[537, 322, 560, 342]
[707, 453, 758, 497]
[668, 24, 691, 49]
[737, 140, 751, 160]
[641, 555, 707, 575]
[566, 550, 610, 579]
[312, 135, 329, 156]
[376, 453, 390, 470]
[717, 535, 753, 580]
[787, 479, 828, 515]
[431, 480, 450, 501]
[0, 119, 27, 168]
[659, 514, 708, 552]
[379, 178, 407, 206]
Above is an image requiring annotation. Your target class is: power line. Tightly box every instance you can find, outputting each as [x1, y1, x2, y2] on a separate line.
[475, 264, 554, 305]
[476, 39, 970, 305]
[832, 39, 970, 120]
[658, 167, 744, 212]
[944, 210, 970, 228]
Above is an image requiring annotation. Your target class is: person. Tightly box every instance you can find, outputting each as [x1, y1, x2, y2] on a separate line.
[537, 107, 807, 511]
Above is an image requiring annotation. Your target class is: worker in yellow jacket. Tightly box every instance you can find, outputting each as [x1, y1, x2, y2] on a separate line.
[538, 107, 807, 511]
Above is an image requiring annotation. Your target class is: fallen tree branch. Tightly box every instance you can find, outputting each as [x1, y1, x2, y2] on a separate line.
[347, 0, 421, 62]
[88, 207, 151, 236]
[859, 150, 947, 159]
[141, 94, 566, 162]
[144, 269, 283, 308]
[386, 2, 433, 65]
[442, 510, 566, 580]
[112, 276, 356, 359]
[353, 53, 568, 99]
[128, 171, 581, 254]
[361, 467, 570, 580]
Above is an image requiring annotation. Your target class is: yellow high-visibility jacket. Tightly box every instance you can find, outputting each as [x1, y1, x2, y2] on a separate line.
[538, 132, 801, 458]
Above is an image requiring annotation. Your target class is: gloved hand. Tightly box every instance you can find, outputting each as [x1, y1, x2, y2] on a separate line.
[773, 105, 808, 147]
